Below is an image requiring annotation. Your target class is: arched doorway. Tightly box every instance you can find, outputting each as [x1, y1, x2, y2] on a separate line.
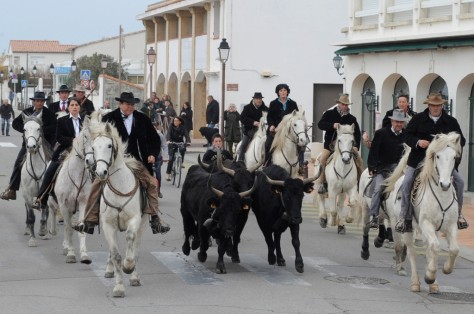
[393, 77, 410, 108]
[168, 73, 178, 109]
[179, 72, 192, 112]
[157, 74, 166, 99]
[193, 71, 207, 139]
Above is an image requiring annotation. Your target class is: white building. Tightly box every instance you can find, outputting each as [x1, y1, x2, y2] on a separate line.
[336, 0, 474, 191]
[138, 0, 348, 140]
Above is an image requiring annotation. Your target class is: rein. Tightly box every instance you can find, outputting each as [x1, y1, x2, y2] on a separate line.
[24, 135, 48, 191]
[332, 140, 354, 181]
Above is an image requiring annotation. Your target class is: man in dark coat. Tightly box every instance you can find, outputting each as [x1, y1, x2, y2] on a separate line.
[0, 91, 57, 200]
[73, 92, 169, 235]
[206, 95, 219, 128]
[316, 93, 362, 194]
[265, 83, 298, 163]
[366, 109, 408, 228]
[381, 94, 417, 128]
[395, 93, 468, 233]
[48, 84, 71, 114]
[238, 92, 268, 161]
[73, 85, 95, 116]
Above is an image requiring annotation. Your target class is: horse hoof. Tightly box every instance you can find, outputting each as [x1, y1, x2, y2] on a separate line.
[429, 284, 439, 294]
[104, 272, 114, 278]
[337, 225, 346, 235]
[130, 279, 141, 286]
[112, 287, 125, 298]
[424, 275, 435, 285]
[361, 251, 370, 260]
[80, 256, 92, 264]
[345, 216, 354, 223]
[319, 218, 327, 228]
[411, 283, 421, 292]
[28, 239, 37, 247]
[397, 267, 407, 276]
[66, 255, 77, 263]
[374, 237, 384, 248]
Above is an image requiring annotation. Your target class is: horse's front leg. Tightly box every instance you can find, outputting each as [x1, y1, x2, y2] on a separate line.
[442, 226, 459, 275]
[38, 206, 49, 237]
[129, 217, 146, 287]
[61, 210, 77, 263]
[402, 232, 420, 292]
[316, 193, 328, 228]
[289, 225, 303, 273]
[346, 188, 359, 223]
[420, 221, 439, 285]
[326, 191, 337, 227]
[274, 231, 286, 267]
[102, 225, 124, 297]
[123, 222, 140, 275]
[25, 204, 37, 247]
[335, 193, 346, 234]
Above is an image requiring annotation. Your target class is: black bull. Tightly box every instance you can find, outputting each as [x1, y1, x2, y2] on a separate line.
[252, 164, 320, 273]
[180, 165, 256, 274]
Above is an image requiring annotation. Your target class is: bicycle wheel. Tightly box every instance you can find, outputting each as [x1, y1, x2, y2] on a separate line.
[176, 156, 182, 188]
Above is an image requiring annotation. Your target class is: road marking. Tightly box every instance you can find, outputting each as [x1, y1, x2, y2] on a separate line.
[151, 252, 223, 285]
[238, 253, 311, 286]
[0, 142, 17, 147]
[303, 256, 339, 276]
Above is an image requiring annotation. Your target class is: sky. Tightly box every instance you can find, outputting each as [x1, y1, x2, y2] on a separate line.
[0, 0, 160, 54]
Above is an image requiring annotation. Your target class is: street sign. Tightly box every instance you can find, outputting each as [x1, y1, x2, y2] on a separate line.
[80, 70, 91, 80]
[81, 80, 90, 88]
[21, 80, 28, 88]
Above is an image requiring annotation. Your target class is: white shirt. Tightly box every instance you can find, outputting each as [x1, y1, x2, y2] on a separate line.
[70, 114, 81, 137]
[121, 111, 133, 135]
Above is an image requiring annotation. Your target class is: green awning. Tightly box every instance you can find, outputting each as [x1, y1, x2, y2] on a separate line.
[335, 37, 474, 56]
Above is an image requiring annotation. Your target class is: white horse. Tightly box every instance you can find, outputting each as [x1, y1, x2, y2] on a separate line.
[386, 132, 462, 293]
[48, 115, 97, 264]
[90, 122, 147, 298]
[236, 111, 268, 168]
[21, 114, 51, 247]
[316, 124, 360, 234]
[270, 110, 309, 178]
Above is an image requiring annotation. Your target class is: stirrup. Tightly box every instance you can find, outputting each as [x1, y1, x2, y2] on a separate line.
[458, 216, 469, 230]
[73, 222, 95, 235]
[150, 220, 170, 234]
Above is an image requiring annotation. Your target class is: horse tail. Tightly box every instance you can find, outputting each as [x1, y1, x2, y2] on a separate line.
[384, 144, 410, 193]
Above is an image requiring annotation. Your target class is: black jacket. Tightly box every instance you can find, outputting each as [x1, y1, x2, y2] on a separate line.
[382, 108, 417, 128]
[52, 114, 84, 161]
[240, 101, 268, 135]
[403, 108, 465, 168]
[102, 109, 160, 175]
[49, 100, 69, 114]
[180, 107, 193, 131]
[206, 100, 219, 124]
[79, 98, 95, 116]
[166, 124, 190, 144]
[13, 106, 57, 148]
[317, 107, 361, 150]
[0, 104, 15, 119]
[367, 126, 405, 174]
[267, 98, 298, 130]
[202, 148, 233, 163]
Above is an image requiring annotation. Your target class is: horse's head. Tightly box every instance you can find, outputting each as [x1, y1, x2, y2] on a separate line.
[336, 124, 355, 164]
[288, 110, 308, 147]
[426, 132, 462, 191]
[258, 111, 268, 135]
[92, 123, 119, 181]
[23, 115, 43, 154]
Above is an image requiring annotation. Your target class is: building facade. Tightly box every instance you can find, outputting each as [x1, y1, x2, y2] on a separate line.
[337, 0, 474, 191]
[138, 0, 348, 140]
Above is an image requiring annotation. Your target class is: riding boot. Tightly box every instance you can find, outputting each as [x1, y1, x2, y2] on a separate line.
[82, 180, 102, 224]
[145, 175, 170, 234]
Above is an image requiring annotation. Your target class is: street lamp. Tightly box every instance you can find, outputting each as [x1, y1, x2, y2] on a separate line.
[32, 65, 37, 93]
[101, 56, 108, 107]
[218, 38, 230, 136]
[71, 60, 77, 88]
[332, 54, 344, 76]
[49, 64, 55, 94]
[362, 88, 379, 140]
[146, 47, 156, 99]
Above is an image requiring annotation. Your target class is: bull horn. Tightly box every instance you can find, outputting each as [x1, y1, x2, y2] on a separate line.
[247, 146, 265, 173]
[262, 172, 284, 187]
[198, 154, 211, 170]
[239, 178, 258, 197]
[216, 148, 235, 176]
[210, 186, 224, 198]
[302, 162, 322, 185]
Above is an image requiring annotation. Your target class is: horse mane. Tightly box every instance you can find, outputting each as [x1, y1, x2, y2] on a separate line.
[256, 111, 268, 137]
[418, 132, 462, 183]
[384, 144, 411, 193]
[23, 115, 53, 160]
[56, 111, 68, 119]
[271, 110, 307, 151]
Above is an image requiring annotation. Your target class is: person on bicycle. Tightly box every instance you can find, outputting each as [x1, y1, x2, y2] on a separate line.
[165, 116, 190, 181]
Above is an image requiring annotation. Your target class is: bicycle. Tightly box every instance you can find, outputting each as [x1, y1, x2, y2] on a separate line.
[169, 142, 186, 188]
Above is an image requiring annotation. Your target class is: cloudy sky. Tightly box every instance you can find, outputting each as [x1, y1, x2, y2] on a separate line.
[0, 0, 159, 53]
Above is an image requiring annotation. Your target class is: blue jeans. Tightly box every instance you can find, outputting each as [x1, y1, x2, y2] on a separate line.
[1, 118, 10, 135]
[153, 155, 163, 183]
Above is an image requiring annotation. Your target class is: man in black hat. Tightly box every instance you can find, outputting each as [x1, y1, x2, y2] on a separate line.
[0, 91, 57, 200]
[73, 92, 170, 235]
[49, 85, 71, 113]
[265, 83, 298, 164]
[238, 92, 268, 161]
[73, 85, 95, 116]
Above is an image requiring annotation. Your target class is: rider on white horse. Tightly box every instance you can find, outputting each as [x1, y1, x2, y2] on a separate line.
[238, 92, 268, 161]
[395, 92, 468, 233]
[366, 109, 408, 228]
[74, 92, 170, 235]
[33, 98, 84, 210]
[316, 93, 363, 194]
[0, 91, 57, 201]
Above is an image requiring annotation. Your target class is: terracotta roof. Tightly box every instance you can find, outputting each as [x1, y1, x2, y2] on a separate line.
[10, 40, 76, 53]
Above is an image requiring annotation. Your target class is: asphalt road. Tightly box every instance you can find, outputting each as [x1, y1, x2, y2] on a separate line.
[1, 129, 474, 314]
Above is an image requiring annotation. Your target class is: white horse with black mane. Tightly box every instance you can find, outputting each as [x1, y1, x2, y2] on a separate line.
[89, 121, 147, 297]
[316, 124, 359, 234]
[385, 132, 462, 293]
[21, 113, 51, 247]
[270, 110, 309, 178]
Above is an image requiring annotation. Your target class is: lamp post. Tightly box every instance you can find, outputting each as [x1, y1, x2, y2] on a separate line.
[0, 71, 3, 102]
[32, 65, 37, 93]
[362, 88, 379, 140]
[20, 67, 25, 109]
[332, 54, 346, 92]
[218, 38, 230, 136]
[101, 56, 108, 107]
[49, 64, 55, 94]
[71, 60, 77, 88]
[146, 47, 156, 99]
[9, 68, 17, 109]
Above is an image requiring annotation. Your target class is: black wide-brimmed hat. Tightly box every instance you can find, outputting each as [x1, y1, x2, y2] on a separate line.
[56, 84, 71, 93]
[252, 92, 264, 99]
[115, 92, 140, 104]
[30, 91, 47, 100]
